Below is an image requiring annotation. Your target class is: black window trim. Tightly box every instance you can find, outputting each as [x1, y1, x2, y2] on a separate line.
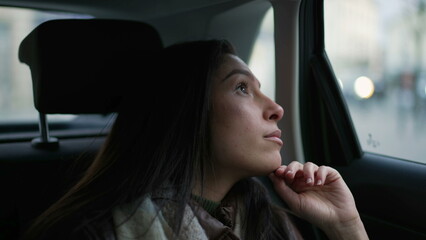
[299, 0, 362, 166]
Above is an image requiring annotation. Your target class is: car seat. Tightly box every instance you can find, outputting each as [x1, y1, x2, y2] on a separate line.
[0, 19, 163, 239]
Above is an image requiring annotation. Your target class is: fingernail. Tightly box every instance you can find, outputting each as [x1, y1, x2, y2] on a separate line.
[286, 170, 293, 175]
[306, 178, 312, 184]
[316, 180, 322, 185]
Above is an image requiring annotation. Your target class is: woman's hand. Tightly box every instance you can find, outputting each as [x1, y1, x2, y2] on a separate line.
[268, 161, 368, 240]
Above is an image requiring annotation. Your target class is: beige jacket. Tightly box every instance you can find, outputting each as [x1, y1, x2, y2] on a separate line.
[113, 196, 241, 240]
[113, 194, 303, 240]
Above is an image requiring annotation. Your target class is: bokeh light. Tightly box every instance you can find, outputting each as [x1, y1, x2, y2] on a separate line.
[354, 76, 375, 99]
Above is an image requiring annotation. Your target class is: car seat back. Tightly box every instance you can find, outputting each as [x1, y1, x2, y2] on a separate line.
[0, 19, 163, 239]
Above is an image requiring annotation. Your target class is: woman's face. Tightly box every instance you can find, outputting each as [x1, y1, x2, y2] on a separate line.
[209, 54, 284, 180]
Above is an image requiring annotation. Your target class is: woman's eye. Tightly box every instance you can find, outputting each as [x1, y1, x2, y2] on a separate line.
[236, 82, 248, 94]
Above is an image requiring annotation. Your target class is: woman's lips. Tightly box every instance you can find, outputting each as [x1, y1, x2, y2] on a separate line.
[264, 130, 283, 146]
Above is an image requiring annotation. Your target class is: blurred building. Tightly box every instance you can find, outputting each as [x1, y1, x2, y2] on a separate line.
[0, 8, 35, 116]
[324, 0, 382, 97]
[385, 1, 426, 77]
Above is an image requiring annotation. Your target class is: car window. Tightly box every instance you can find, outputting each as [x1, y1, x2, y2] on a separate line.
[324, 0, 426, 164]
[248, 8, 275, 101]
[0, 6, 90, 124]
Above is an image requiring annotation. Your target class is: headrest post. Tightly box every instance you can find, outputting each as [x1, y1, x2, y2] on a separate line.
[31, 113, 59, 150]
[39, 113, 49, 142]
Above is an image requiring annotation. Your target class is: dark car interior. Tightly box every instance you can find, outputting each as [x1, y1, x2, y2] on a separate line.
[1, 18, 166, 238]
[1, 0, 426, 239]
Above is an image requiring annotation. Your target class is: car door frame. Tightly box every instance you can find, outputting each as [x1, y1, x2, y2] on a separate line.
[297, 0, 426, 239]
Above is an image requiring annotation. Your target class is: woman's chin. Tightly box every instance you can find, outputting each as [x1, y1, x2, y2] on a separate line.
[257, 156, 282, 176]
[269, 162, 283, 174]
[271, 153, 283, 168]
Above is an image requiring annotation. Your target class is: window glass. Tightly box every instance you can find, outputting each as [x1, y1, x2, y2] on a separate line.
[0, 6, 91, 123]
[248, 8, 275, 100]
[324, 0, 426, 164]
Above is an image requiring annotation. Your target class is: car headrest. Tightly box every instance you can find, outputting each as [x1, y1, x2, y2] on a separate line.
[19, 19, 163, 114]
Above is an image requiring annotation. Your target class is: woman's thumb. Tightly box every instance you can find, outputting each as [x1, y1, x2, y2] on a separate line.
[268, 173, 299, 211]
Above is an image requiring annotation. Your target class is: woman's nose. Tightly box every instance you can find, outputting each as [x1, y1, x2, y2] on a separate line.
[264, 97, 284, 121]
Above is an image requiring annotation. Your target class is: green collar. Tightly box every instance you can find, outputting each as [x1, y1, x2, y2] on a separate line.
[191, 194, 221, 216]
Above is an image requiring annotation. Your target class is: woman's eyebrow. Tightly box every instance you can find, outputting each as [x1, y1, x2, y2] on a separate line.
[221, 69, 261, 88]
[221, 69, 251, 82]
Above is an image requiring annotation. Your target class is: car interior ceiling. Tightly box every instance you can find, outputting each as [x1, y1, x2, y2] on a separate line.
[0, 0, 270, 62]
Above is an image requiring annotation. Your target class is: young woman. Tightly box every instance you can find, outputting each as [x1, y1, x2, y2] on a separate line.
[24, 40, 368, 240]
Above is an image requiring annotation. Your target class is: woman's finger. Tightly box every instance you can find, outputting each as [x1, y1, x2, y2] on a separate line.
[268, 173, 300, 215]
[283, 161, 304, 184]
[274, 165, 287, 177]
[303, 162, 318, 186]
[314, 165, 329, 185]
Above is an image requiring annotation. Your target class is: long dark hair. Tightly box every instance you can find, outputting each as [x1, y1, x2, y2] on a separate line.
[23, 40, 294, 240]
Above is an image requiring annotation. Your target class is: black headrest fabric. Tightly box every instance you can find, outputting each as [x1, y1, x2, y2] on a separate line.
[19, 19, 163, 114]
